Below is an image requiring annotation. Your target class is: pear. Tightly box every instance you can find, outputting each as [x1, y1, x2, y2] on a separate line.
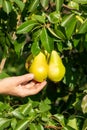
[29, 52, 48, 82]
[48, 50, 65, 82]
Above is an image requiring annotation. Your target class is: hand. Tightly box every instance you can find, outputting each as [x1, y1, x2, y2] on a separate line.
[0, 74, 47, 97]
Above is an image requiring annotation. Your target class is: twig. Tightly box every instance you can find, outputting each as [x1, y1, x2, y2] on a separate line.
[0, 58, 6, 73]
[45, 125, 62, 130]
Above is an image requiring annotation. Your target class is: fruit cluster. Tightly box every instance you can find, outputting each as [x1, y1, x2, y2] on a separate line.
[25, 50, 65, 82]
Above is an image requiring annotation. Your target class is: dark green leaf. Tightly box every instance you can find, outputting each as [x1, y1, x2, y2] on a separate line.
[28, 0, 39, 12]
[40, 27, 54, 52]
[17, 20, 39, 34]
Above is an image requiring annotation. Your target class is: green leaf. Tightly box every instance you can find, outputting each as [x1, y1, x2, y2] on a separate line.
[0, 0, 3, 8]
[37, 124, 44, 130]
[48, 11, 61, 24]
[53, 114, 65, 127]
[31, 14, 45, 23]
[28, 0, 39, 12]
[54, 25, 66, 40]
[40, 27, 54, 53]
[78, 19, 87, 34]
[17, 20, 39, 34]
[32, 29, 42, 40]
[55, 0, 64, 11]
[2, 0, 12, 14]
[67, 116, 78, 130]
[11, 109, 24, 119]
[31, 41, 41, 56]
[61, 14, 77, 39]
[13, 0, 25, 11]
[39, 99, 51, 112]
[29, 123, 37, 130]
[0, 71, 9, 79]
[40, 0, 49, 10]
[82, 119, 87, 130]
[11, 118, 17, 130]
[73, 0, 87, 4]
[81, 95, 87, 113]
[19, 102, 32, 116]
[15, 119, 29, 130]
[14, 36, 25, 56]
[0, 118, 11, 130]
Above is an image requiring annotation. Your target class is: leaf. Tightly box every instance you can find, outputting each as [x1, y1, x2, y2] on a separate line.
[53, 114, 65, 127]
[78, 19, 87, 34]
[28, 0, 39, 12]
[13, 0, 25, 11]
[82, 119, 87, 130]
[31, 14, 45, 23]
[0, 71, 9, 79]
[11, 109, 24, 119]
[67, 116, 78, 130]
[11, 118, 17, 130]
[29, 123, 37, 130]
[14, 36, 25, 56]
[81, 95, 87, 113]
[39, 99, 51, 112]
[40, 27, 54, 53]
[55, 0, 64, 11]
[31, 41, 41, 56]
[15, 119, 29, 130]
[48, 11, 61, 23]
[73, 0, 87, 4]
[40, 0, 49, 10]
[19, 102, 32, 116]
[0, 118, 11, 130]
[37, 124, 44, 130]
[54, 25, 66, 40]
[0, 0, 3, 8]
[17, 20, 39, 34]
[61, 14, 77, 39]
[2, 0, 12, 14]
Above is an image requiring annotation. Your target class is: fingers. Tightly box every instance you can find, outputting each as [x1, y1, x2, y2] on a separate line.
[17, 80, 47, 97]
[23, 80, 47, 96]
[13, 73, 34, 85]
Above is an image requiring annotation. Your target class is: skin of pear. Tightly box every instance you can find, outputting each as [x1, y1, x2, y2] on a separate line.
[29, 52, 48, 82]
[48, 50, 66, 82]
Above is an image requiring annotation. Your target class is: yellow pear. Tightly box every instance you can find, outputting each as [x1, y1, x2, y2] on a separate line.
[48, 50, 65, 82]
[29, 52, 48, 82]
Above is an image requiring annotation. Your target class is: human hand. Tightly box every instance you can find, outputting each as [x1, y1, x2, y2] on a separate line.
[0, 74, 47, 97]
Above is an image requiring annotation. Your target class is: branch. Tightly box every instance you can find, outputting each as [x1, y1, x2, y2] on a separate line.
[0, 58, 6, 73]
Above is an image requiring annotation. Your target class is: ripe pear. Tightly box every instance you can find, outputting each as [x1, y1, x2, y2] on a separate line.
[48, 50, 65, 82]
[29, 52, 48, 82]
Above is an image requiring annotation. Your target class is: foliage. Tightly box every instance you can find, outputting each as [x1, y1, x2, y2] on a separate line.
[0, 0, 87, 129]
